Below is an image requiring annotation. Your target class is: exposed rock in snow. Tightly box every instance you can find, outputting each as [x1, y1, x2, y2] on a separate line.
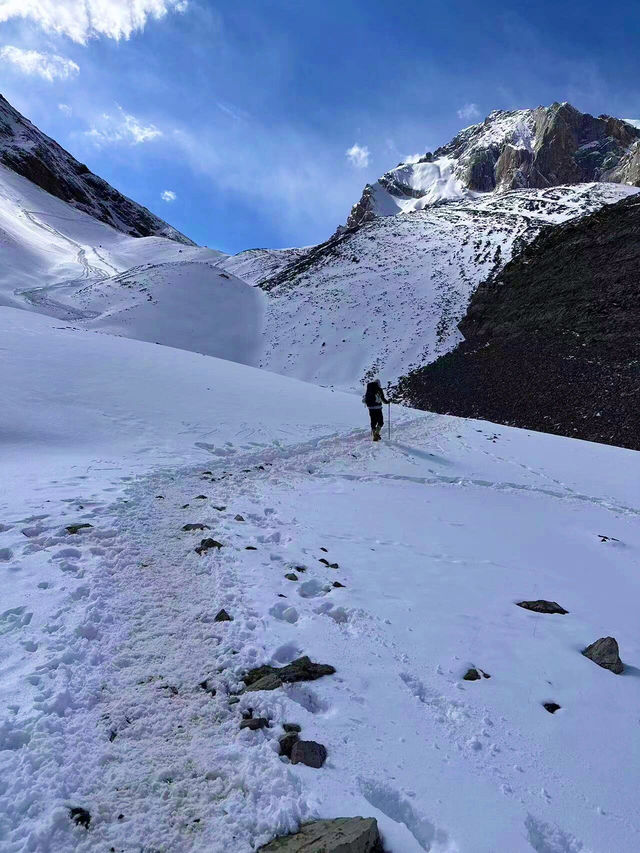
[516, 600, 569, 615]
[258, 818, 383, 852]
[582, 637, 624, 674]
[290, 739, 328, 769]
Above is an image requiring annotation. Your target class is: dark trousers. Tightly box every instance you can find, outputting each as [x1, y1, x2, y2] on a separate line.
[369, 408, 384, 431]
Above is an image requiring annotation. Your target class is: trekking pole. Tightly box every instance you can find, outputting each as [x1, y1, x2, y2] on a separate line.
[387, 383, 391, 440]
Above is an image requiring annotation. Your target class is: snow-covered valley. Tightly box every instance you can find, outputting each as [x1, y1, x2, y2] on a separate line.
[2, 308, 640, 852]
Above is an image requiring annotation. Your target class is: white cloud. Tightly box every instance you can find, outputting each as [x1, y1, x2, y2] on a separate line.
[85, 105, 162, 146]
[346, 143, 370, 169]
[161, 190, 176, 202]
[0, 0, 188, 45]
[0, 45, 79, 81]
[403, 153, 424, 164]
[58, 103, 72, 116]
[457, 103, 481, 122]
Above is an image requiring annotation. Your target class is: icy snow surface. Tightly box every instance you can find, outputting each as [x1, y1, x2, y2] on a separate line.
[2, 308, 640, 852]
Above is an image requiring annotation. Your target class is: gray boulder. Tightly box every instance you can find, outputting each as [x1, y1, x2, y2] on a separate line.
[290, 740, 327, 768]
[245, 656, 335, 692]
[258, 817, 383, 852]
[517, 600, 568, 614]
[582, 637, 624, 674]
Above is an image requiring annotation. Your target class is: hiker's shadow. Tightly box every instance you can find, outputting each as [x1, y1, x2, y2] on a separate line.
[390, 441, 453, 467]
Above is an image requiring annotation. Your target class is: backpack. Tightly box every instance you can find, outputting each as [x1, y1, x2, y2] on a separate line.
[364, 381, 380, 407]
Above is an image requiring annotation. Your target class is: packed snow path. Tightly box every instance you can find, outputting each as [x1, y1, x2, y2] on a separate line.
[2, 413, 640, 852]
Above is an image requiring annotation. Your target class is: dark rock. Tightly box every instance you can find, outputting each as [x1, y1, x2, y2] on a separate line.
[294, 565, 307, 573]
[463, 668, 482, 681]
[228, 696, 240, 705]
[195, 538, 223, 555]
[245, 656, 336, 692]
[213, 505, 227, 511]
[517, 600, 568, 615]
[69, 807, 91, 829]
[279, 731, 300, 758]
[181, 504, 190, 509]
[234, 514, 245, 522]
[332, 581, 345, 588]
[319, 558, 339, 568]
[240, 717, 269, 731]
[155, 495, 164, 499]
[214, 609, 233, 622]
[199, 679, 216, 696]
[182, 523, 210, 531]
[582, 637, 623, 674]
[245, 545, 257, 550]
[257, 817, 383, 852]
[543, 702, 561, 714]
[65, 523, 93, 534]
[284, 573, 298, 581]
[195, 495, 208, 500]
[283, 723, 302, 733]
[320, 547, 328, 552]
[290, 740, 327, 768]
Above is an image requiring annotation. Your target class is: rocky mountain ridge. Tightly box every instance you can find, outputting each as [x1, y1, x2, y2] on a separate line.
[396, 193, 640, 449]
[347, 102, 640, 227]
[0, 94, 193, 244]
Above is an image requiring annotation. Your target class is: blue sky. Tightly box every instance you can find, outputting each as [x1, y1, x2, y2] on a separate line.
[1, 0, 640, 253]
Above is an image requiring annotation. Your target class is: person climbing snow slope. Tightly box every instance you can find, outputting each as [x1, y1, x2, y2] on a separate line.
[363, 378, 389, 441]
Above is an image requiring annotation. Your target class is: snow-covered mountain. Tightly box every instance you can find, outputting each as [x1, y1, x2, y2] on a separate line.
[347, 102, 640, 227]
[0, 162, 263, 362]
[0, 94, 192, 243]
[219, 182, 637, 387]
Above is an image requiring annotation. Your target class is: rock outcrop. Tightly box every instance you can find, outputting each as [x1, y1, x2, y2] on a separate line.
[582, 637, 624, 674]
[0, 94, 193, 244]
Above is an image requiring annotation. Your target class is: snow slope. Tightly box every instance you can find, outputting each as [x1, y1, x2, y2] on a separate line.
[2, 307, 640, 852]
[0, 164, 264, 364]
[235, 183, 638, 387]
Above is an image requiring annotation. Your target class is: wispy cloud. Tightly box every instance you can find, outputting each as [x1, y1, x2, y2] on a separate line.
[161, 190, 177, 202]
[58, 102, 72, 116]
[346, 143, 370, 169]
[85, 105, 162, 146]
[403, 153, 424, 164]
[0, 45, 79, 81]
[0, 0, 188, 45]
[457, 102, 481, 122]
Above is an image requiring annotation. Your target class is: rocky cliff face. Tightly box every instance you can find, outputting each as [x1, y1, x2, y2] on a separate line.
[0, 94, 193, 244]
[348, 102, 640, 227]
[396, 193, 640, 450]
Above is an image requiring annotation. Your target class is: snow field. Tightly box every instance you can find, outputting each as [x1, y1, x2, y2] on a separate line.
[2, 314, 639, 851]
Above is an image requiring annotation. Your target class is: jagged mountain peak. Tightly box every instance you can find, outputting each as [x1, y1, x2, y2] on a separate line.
[347, 102, 640, 227]
[0, 94, 193, 245]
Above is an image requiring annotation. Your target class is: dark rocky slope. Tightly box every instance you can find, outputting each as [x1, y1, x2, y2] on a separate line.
[0, 94, 193, 244]
[396, 194, 640, 450]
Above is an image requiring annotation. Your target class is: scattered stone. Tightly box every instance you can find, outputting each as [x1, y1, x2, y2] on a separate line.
[195, 538, 223, 555]
[246, 546, 257, 550]
[320, 547, 328, 552]
[463, 668, 490, 681]
[199, 679, 216, 696]
[284, 573, 298, 581]
[194, 495, 208, 500]
[279, 731, 299, 758]
[294, 565, 307, 573]
[598, 534, 620, 543]
[240, 717, 269, 731]
[582, 637, 623, 674]
[543, 702, 561, 714]
[202, 471, 213, 475]
[182, 523, 210, 531]
[228, 696, 240, 705]
[258, 818, 383, 853]
[182, 504, 190, 509]
[214, 609, 233, 622]
[283, 723, 301, 733]
[319, 558, 339, 569]
[332, 581, 345, 588]
[516, 600, 568, 615]
[65, 523, 93, 535]
[290, 740, 327, 768]
[155, 495, 164, 499]
[234, 514, 245, 522]
[245, 656, 336, 692]
[278, 593, 287, 598]
[213, 505, 227, 511]
[69, 807, 91, 829]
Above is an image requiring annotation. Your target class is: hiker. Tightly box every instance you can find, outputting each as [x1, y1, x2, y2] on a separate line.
[363, 379, 389, 441]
